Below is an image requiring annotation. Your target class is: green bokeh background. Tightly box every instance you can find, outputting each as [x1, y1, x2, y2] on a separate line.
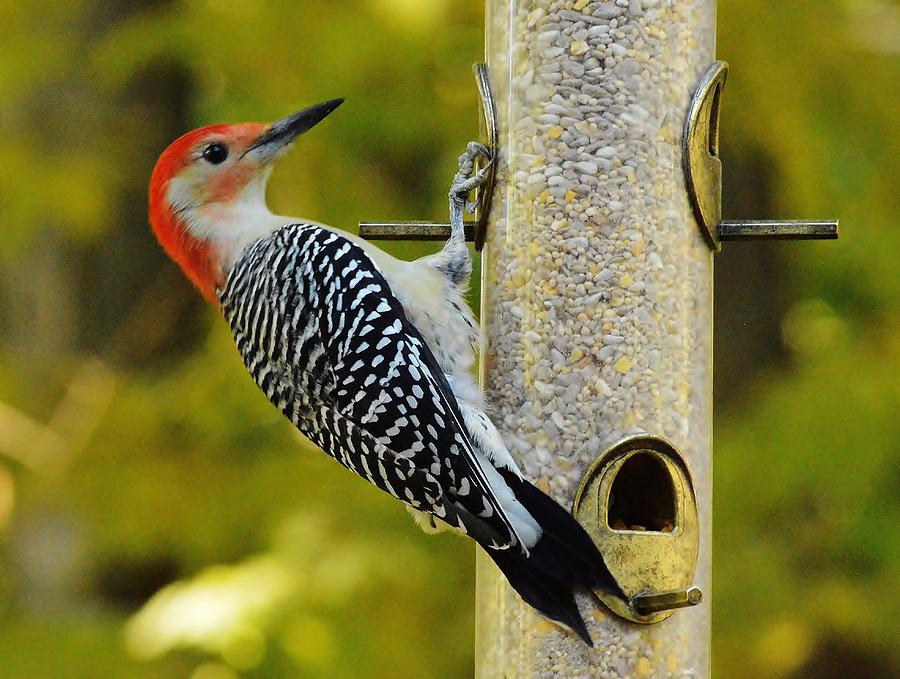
[0, 1, 897, 677]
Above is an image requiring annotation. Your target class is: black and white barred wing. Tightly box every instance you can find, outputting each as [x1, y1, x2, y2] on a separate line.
[220, 224, 523, 550]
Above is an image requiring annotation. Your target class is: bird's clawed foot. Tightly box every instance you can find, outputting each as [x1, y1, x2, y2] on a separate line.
[450, 142, 493, 204]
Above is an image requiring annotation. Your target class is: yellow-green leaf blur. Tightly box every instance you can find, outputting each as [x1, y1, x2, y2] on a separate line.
[0, 0, 897, 677]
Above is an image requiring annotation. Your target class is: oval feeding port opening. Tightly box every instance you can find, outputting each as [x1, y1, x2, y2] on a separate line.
[607, 452, 676, 532]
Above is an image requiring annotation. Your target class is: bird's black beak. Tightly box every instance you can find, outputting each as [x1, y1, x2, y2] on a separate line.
[245, 98, 343, 158]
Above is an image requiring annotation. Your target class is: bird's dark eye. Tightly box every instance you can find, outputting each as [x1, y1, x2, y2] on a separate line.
[202, 142, 229, 165]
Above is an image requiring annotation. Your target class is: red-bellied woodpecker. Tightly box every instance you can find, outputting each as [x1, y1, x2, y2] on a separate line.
[148, 100, 622, 643]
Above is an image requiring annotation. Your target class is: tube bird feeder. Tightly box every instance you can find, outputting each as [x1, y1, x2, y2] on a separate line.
[475, 1, 715, 675]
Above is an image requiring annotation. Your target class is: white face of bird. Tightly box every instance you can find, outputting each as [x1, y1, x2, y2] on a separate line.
[164, 128, 273, 244]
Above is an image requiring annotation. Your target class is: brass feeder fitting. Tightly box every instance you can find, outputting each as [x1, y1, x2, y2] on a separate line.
[573, 435, 702, 624]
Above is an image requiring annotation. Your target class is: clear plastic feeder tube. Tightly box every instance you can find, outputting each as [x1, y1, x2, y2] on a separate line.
[476, 0, 715, 676]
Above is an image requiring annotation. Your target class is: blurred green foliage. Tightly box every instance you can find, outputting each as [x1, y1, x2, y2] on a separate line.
[0, 0, 897, 677]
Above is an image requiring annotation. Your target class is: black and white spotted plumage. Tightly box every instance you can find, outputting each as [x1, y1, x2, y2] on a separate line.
[220, 223, 527, 549]
[217, 221, 626, 644]
[217, 220, 628, 644]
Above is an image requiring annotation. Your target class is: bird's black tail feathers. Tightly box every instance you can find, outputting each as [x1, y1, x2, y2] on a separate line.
[483, 468, 625, 646]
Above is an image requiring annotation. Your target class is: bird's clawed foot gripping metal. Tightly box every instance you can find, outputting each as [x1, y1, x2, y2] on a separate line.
[449, 141, 493, 244]
[451, 142, 493, 199]
[359, 61, 838, 625]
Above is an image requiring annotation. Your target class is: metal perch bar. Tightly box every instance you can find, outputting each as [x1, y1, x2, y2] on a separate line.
[718, 219, 839, 240]
[358, 221, 475, 241]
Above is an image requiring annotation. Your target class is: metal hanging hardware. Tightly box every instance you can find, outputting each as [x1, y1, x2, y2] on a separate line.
[358, 63, 498, 251]
[683, 60, 839, 250]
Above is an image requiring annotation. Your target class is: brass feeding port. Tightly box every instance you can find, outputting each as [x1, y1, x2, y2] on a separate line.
[573, 435, 702, 624]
